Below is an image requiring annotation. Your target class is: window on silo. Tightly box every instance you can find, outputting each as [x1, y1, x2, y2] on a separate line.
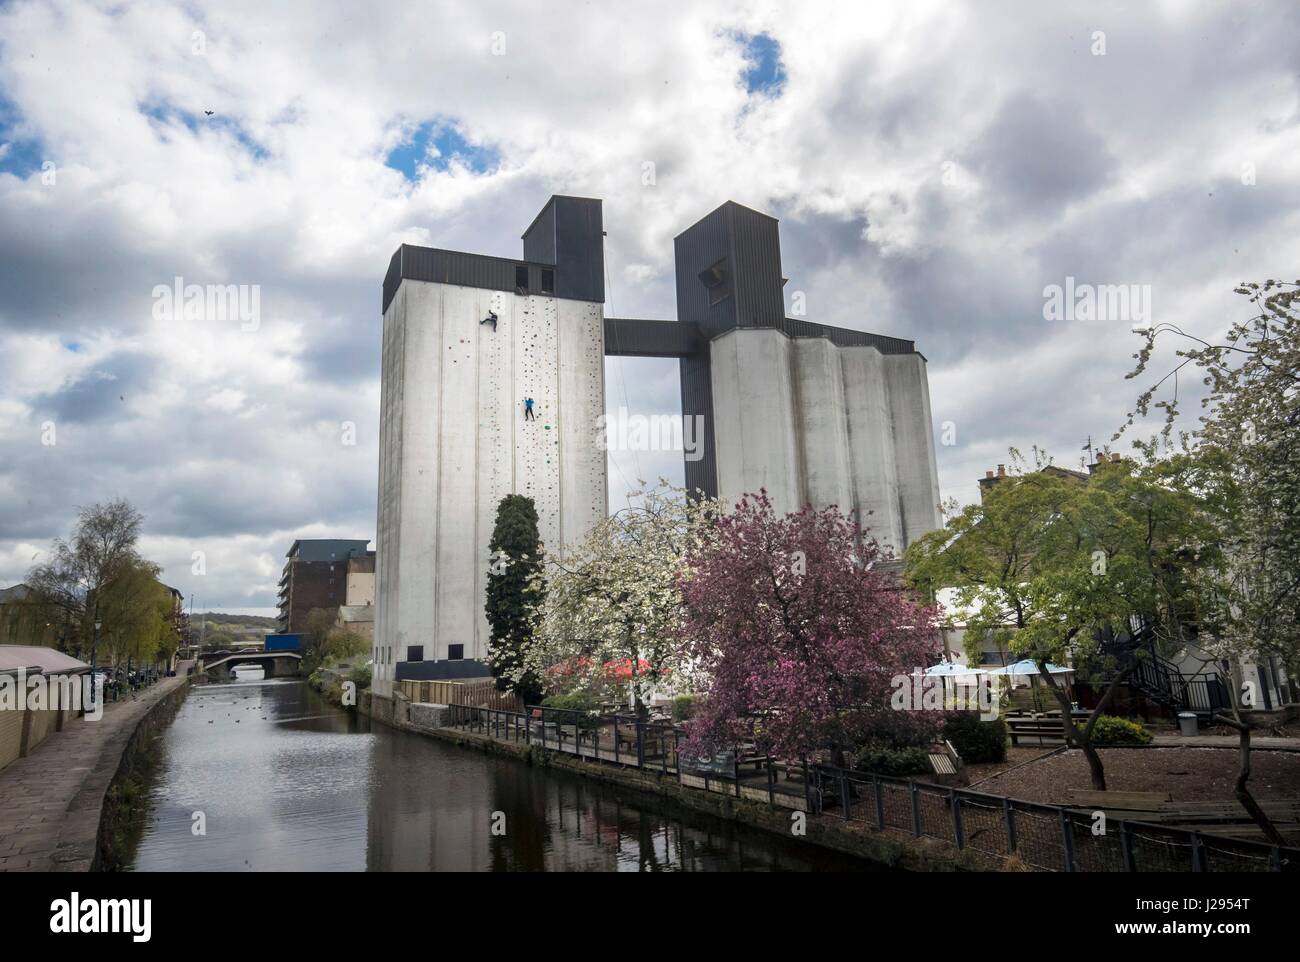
[448, 644, 465, 661]
[407, 645, 424, 663]
[699, 258, 730, 306]
[541, 268, 555, 294]
[515, 265, 529, 290]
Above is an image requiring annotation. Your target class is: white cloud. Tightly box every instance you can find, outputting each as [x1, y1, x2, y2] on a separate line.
[1, 0, 1297, 606]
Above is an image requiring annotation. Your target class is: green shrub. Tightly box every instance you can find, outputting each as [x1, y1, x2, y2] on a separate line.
[943, 712, 1008, 763]
[851, 742, 931, 777]
[350, 664, 372, 690]
[541, 691, 595, 711]
[671, 694, 699, 722]
[1089, 715, 1152, 746]
[542, 692, 602, 730]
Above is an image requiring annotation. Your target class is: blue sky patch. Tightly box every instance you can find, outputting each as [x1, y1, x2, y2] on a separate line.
[0, 95, 44, 178]
[0, 136, 44, 178]
[139, 101, 269, 160]
[385, 120, 500, 180]
[736, 32, 786, 96]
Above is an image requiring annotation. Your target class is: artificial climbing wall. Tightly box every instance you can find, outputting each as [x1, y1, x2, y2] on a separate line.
[374, 279, 607, 688]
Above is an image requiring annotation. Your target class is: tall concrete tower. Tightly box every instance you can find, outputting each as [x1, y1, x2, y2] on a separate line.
[373, 197, 608, 700]
[373, 196, 942, 705]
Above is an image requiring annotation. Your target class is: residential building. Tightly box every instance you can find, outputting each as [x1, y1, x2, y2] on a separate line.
[276, 539, 372, 634]
[160, 584, 190, 670]
[0, 584, 64, 649]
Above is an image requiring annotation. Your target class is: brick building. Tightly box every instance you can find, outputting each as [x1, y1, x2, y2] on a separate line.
[276, 539, 373, 634]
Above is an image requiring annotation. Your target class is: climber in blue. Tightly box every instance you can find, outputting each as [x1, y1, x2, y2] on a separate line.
[524, 397, 535, 421]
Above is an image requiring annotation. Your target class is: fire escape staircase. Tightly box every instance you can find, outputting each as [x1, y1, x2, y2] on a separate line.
[1092, 626, 1231, 720]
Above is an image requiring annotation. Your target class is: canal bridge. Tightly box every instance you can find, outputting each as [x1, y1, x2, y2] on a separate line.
[199, 651, 302, 681]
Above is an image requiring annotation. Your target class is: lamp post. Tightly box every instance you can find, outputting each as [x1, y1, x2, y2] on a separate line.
[90, 616, 102, 712]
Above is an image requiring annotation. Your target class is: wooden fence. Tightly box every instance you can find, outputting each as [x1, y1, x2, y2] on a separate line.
[399, 678, 523, 713]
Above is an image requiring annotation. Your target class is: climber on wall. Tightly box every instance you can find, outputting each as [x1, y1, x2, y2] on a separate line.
[524, 397, 535, 421]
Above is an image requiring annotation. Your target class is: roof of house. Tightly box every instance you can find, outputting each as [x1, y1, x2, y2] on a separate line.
[0, 645, 91, 675]
[285, 539, 372, 562]
[0, 583, 32, 603]
[1040, 464, 1091, 482]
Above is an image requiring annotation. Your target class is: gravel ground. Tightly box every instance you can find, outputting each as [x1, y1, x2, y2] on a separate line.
[964, 747, 1060, 786]
[968, 746, 1300, 804]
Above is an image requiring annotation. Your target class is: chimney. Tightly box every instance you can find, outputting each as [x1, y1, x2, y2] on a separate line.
[978, 466, 1006, 501]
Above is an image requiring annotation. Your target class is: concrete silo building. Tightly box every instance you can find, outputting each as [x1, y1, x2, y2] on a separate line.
[372, 196, 941, 705]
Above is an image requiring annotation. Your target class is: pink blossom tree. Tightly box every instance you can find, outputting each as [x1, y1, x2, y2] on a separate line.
[679, 492, 944, 767]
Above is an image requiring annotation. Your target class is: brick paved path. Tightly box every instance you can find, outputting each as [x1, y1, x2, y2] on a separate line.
[0, 673, 188, 872]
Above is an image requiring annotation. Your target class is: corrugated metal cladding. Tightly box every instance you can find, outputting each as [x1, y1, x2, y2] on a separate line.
[521, 200, 557, 265]
[383, 195, 604, 313]
[727, 203, 785, 328]
[674, 200, 786, 335]
[603, 318, 707, 357]
[380, 245, 572, 313]
[552, 197, 604, 303]
[674, 203, 733, 333]
[680, 352, 718, 499]
[779, 318, 915, 354]
[382, 248, 402, 315]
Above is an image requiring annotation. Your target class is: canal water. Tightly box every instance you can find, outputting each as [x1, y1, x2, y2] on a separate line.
[125, 675, 875, 871]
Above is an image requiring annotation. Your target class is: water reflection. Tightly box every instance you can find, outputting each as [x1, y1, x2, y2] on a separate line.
[127, 677, 874, 872]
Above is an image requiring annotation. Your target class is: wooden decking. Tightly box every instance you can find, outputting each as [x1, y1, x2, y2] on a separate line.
[1065, 789, 1300, 844]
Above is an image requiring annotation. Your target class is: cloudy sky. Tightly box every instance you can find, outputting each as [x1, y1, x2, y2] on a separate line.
[1, 0, 1297, 613]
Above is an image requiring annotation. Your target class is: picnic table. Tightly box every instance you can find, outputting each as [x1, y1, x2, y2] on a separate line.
[1005, 709, 1090, 746]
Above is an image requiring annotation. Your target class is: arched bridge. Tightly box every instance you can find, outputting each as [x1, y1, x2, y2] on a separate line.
[199, 651, 302, 681]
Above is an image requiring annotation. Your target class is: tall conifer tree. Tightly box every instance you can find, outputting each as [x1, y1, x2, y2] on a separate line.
[485, 495, 544, 704]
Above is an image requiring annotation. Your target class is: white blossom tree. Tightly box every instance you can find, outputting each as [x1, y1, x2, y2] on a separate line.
[510, 483, 726, 717]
